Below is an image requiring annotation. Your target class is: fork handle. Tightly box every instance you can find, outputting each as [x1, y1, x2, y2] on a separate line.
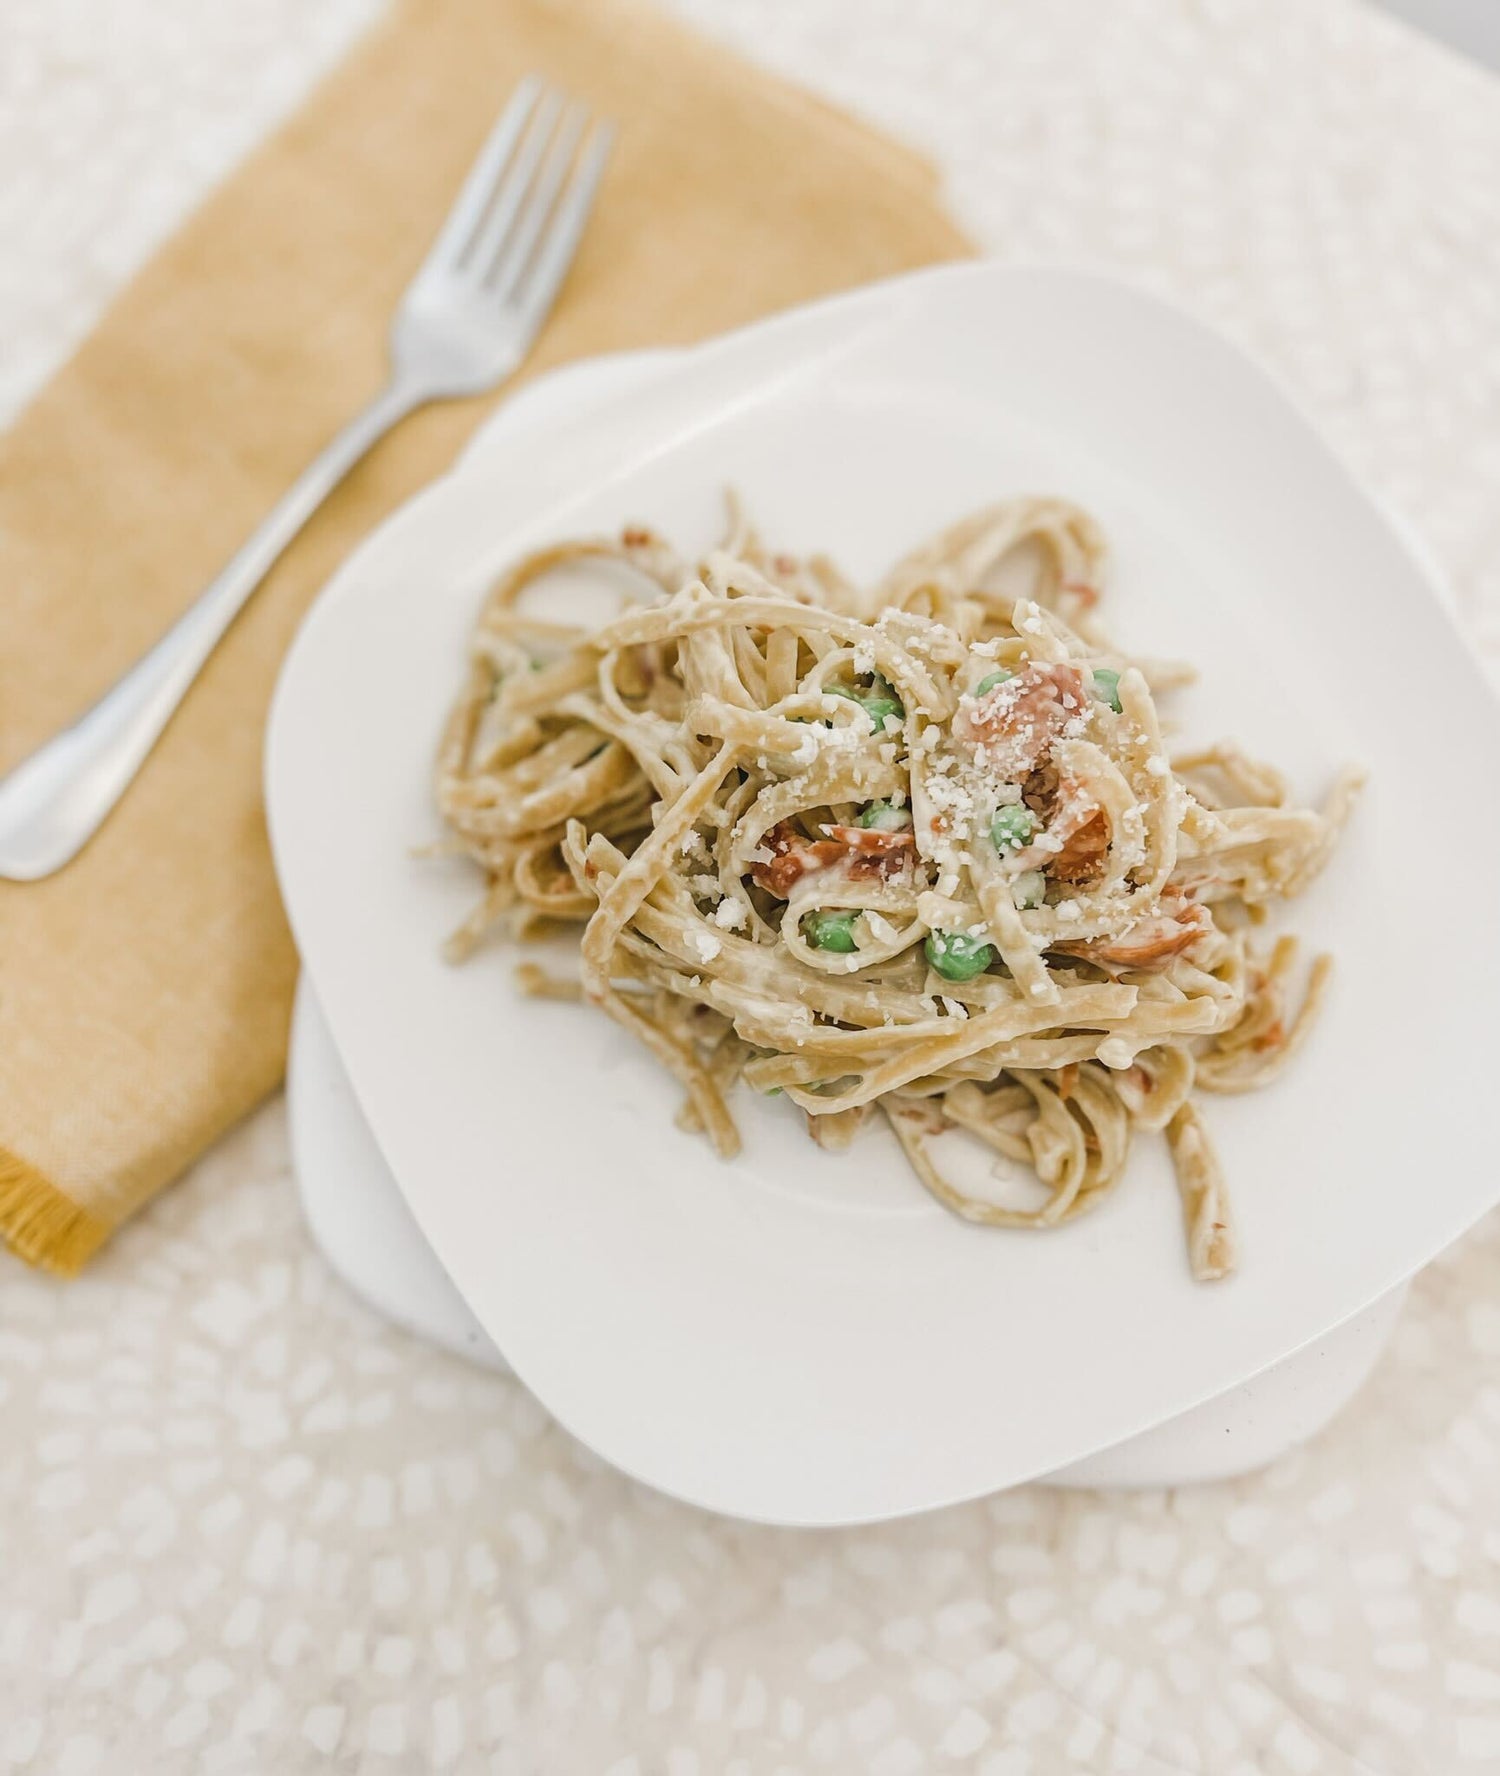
[0, 373, 426, 881]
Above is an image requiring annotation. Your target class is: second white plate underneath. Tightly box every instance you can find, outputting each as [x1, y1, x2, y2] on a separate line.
[289, 974, 1405, 1489]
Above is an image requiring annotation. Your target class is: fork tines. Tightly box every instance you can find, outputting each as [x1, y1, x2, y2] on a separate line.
[424, 76, 614, 322]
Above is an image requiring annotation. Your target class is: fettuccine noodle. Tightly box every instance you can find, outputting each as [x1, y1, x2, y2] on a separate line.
[436, 497, 1360, 1279]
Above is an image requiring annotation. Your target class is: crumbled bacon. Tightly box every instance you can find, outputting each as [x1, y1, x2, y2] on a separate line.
[1011, 773, 1110, 886]
[822, 825, 915, 867]
[1056, 898, 1211, 970]
[957, 662, 1089, 780]
[749, 820, 912, 898]
[750, 823, 846, 896]
[1047, 807, 1110, 884]
[1012, 766, 1110, 886]
[1021, 760, 1058, 818]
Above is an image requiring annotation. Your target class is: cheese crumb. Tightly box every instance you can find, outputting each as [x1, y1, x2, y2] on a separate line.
[687, 929, 722, 963]
[711, 898, 748, 931]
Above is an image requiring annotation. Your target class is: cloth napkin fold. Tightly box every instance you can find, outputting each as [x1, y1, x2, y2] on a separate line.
[0, 0, 968, 1272]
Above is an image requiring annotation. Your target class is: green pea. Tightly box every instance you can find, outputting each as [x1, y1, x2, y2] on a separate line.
[824, 676, 905, 727]
[1012, 869, 1047, 910]
[857, 801, 912, 831]
[924, 930, 996, 981]
[802, 909, 860, 953]
[865, 674, 905, 717]
[976, 668, 1014, 696]
[990, 803, 1036, 850]
[1091, 667, 1122, 713]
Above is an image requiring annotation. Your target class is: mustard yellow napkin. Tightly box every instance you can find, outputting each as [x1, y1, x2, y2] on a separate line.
[0, 0, 969, 1272]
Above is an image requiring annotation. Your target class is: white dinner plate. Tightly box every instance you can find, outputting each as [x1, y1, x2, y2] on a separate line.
[267, 263, 1500, 1525]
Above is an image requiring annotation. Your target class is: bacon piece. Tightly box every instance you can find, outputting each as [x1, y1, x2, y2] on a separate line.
[749, 820, 914, 898]
[957, 662, 1089, 780]
[823, 825, 915, 866]
[1047, 807, 1109, 885]
[1057, 900, 1211, 970]
[1011, 774, 1110, 886]
[750, 823, 846, 897]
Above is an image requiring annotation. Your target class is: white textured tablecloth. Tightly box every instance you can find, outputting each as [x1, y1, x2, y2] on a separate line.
[4, 2, 1499, 1770]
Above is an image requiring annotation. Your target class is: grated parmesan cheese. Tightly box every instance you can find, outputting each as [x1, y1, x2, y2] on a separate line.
[686, 929, 722, 963]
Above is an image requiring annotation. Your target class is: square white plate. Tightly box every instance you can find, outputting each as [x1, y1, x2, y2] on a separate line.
[267, 263, 1500, 1525]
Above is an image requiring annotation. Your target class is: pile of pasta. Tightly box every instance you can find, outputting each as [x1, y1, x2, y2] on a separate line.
[436, 498, 1360, 1279]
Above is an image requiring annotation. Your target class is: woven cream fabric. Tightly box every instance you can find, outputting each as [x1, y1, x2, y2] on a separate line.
[3, 0, 1499, 1770]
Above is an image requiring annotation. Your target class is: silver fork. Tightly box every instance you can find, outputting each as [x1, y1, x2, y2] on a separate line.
[0, 77, 613, 881]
